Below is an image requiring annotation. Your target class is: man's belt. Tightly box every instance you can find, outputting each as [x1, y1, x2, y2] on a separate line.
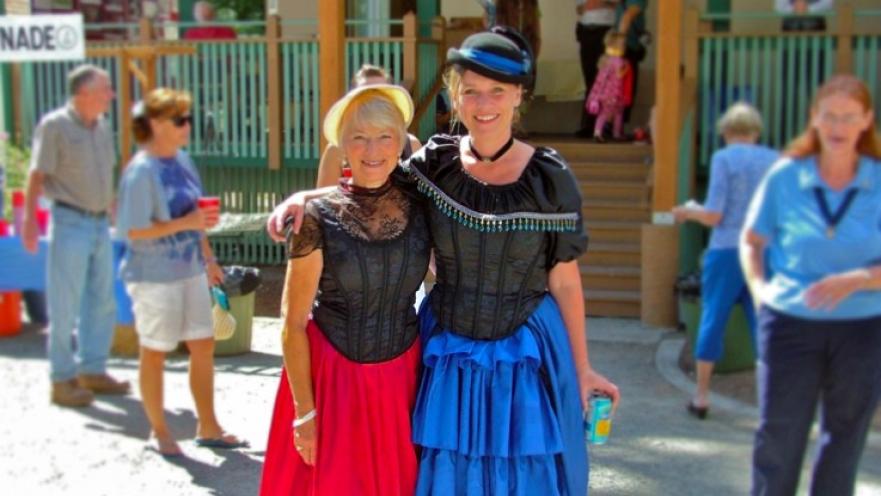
[55, 200, 108, 218]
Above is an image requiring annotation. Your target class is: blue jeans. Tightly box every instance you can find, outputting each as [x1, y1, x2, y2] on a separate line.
[696, 248, 756, 361]
[752, 307, 881, 496]
[46, 205, 116, 382]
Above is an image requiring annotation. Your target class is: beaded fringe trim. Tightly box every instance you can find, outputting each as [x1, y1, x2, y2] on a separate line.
[407, 166, 580, 233]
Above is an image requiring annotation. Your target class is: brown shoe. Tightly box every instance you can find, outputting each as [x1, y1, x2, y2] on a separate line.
[77, 373, 131, 395]
[51, 379, 94, 408]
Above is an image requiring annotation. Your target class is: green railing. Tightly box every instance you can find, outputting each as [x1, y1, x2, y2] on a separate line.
[415, 40, 441, 142]
[281, 40, 321, 163]
[157, 40, 268, 164]
[852, 34, 881, 119]
[697, 34, 835, 168]
[345, 39, 404, 85]
[200, 165, 316, 265]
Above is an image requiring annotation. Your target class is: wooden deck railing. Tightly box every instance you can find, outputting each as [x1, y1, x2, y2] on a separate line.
[8, 13, 446, 171]
[680, 6, 881, 173]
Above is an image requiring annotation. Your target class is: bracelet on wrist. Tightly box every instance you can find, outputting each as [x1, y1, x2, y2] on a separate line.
[292, 409, 316, 428]
[203, 257, 218, 266]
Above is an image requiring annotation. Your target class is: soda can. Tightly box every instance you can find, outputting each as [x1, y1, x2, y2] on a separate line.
[584, 394, 613, 445]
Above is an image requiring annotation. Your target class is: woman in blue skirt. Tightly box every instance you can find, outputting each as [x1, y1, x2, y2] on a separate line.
[403, 27, 618, 495]
[268, 27, 620, 495]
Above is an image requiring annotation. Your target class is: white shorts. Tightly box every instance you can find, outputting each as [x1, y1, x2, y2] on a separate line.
[126, 273, 214, 352]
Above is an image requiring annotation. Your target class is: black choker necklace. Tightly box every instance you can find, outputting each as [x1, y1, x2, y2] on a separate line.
[469, 136, 514, 163]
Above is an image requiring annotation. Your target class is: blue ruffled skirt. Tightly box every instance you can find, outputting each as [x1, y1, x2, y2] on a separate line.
[413, 295, 588, 496]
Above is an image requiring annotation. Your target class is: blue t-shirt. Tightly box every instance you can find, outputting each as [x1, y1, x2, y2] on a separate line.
[744, 155, 881, 320]
[116, 150, 205, 283]
[704, 144, 779, 249]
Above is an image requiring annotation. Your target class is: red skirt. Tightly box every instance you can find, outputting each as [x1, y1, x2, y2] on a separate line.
[259, 320, 421, 496]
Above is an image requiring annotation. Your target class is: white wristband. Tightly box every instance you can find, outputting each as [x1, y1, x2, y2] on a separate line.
[292, 409, 316, 428]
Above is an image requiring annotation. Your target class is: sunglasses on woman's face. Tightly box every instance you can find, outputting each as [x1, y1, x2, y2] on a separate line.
[171, 114, 193, 127]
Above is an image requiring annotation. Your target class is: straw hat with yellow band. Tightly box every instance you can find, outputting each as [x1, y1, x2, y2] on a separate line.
[323, 84, 415, 147]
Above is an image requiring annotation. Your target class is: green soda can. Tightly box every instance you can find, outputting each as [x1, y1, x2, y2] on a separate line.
[584, 393, 613, 445]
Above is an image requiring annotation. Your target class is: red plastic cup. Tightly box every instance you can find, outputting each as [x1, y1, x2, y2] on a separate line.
[197, 197, 221, 229]
[11, 191, 25, 208]
[35, 209, 50, 235]
[197, 196, 221, 209]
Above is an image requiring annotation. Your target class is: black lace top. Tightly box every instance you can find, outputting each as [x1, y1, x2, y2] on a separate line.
[401, 135, 588, 340]
[287, 180, 431, 363]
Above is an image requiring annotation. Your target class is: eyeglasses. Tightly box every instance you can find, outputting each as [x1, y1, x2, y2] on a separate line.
[171, 115, 193, 127]
[816, 112, 864, 126]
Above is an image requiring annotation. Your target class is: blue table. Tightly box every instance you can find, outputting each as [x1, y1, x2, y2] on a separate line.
[0, 236, 134, 325]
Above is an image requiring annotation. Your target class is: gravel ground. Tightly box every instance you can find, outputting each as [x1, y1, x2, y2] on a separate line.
[2, 315, 879, 495]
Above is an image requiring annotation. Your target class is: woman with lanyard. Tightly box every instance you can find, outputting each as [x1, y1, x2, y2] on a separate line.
[270, 27, 620, 495]
[741, 75, 881, 495]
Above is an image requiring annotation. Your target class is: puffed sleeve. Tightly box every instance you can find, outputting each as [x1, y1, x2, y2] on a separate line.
[399, 134, 461, 180]
[286, 201, 323, 258]
[535, 150, 589, 268]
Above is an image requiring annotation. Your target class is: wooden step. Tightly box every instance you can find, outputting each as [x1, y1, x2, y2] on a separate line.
[584, 289, 641, 318]
[582, 201, 651, 222]
[582, 242, 641, 267]
[585, 220, 642, 243]
[581, 181, 648, 203]
[581, 265, 641, 291]
[571, 163, 651, 183]
[533, 140, 653, 163]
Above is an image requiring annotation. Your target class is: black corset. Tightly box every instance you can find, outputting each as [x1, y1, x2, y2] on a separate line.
[287, 181, 431, 363]
[402, 135, 589, 340]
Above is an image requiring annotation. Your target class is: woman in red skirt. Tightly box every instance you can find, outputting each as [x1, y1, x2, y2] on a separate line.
[259, 84, 430, 496]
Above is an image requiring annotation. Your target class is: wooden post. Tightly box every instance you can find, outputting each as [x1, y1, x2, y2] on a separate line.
[432, 15, 446, 59]
[10, 64, 21, 144]
[138, 17, 156, 90]
[318, 0, 345, 153]
[119, 52, 133, 166]
[402, 12, 418, 92]
[652, 0, 682, 215]
[682, 7, 700, 198]
[835, 5, 854, 74]
[642, 0, 683, 326]
[266, 14, 283, 170]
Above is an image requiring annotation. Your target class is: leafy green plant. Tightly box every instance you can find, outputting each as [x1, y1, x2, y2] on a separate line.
[1, 133, 31, 221]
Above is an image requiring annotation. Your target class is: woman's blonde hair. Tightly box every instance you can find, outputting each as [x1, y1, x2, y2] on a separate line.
[132, 88, 192, 144]
[716, 102, 763, 137]
[339, 90, 407, 154]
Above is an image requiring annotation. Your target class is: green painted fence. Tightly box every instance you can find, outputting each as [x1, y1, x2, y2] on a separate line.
[282, 40, 321, 163]
[416, 40, 441, 142]
[853, 34, 881, 119]
[157, 40, 268, 164]
[199, 165, 316, 265]
[697, 34, 836, 168]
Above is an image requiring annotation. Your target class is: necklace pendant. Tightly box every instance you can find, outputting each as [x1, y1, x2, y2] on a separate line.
[482, 157, 493, 163]
[826, 227, 835, 239]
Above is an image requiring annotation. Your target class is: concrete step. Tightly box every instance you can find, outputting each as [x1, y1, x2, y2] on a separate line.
[585, 220, 642, 243]
[584, 289, 641, 318]
[581, 265, 642, 291]
[581, 181, 649, 203]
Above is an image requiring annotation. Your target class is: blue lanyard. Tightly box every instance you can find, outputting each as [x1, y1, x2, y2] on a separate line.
[813, 187, 859, 238]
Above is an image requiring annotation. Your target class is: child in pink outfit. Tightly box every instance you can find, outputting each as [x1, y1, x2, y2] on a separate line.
[585, 32, 633, 142]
